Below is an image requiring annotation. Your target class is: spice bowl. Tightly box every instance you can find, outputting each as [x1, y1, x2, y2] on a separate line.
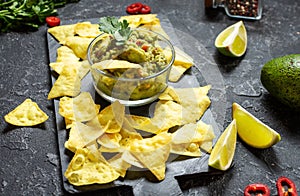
[87, 29, 175, 106]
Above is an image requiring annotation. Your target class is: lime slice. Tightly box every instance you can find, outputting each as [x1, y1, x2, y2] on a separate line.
[232, 103, 281, 148]
[208, 120, 237, 171]
[215, 21, 247, 57]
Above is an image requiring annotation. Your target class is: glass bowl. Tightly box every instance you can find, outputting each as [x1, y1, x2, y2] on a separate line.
[87, 29, 175, 106]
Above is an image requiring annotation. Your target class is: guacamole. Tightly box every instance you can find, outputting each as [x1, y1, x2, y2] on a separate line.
[89, 29, 174, 101]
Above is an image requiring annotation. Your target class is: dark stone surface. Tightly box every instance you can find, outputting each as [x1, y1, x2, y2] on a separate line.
[0, 0, 299, 195]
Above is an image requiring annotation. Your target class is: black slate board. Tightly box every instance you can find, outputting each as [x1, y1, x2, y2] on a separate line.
[47, 15, 224, 195]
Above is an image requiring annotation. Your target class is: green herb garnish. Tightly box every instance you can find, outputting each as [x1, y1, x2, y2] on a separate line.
[99, 16, 131, 45]
[0, 0, 80, 33]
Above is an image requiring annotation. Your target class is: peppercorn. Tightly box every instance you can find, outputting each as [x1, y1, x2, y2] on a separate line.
[204, 0, 263, 20]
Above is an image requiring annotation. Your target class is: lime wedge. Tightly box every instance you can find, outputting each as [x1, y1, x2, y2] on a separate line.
[208, 120, 237, 171]
[232, 103, 281, 148]
[215, 21, 247, 57]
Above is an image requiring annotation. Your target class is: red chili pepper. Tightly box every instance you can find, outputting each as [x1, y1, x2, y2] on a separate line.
[276, 176, 298, 196]
[140, 4, 151, 14]
[244, 183, 271, 196]
[46, 16, 60, 27]
[126, 2, 143, 14]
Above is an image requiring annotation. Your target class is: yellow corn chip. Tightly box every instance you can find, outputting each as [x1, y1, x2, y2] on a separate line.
[73, 92, 99, 122]
[172, 123, 202, 144]
[65, 117, 74, 129]
[64, 122, 85, 153]
[50, 60, 90, 79]
[97, 132, 122, 149]
[108, 153, 131, 178]
[169, 65, 190, 82]
[92, 59, 142, 70]
[196, 120, 215, 142]
[125, 114, 160, 134]
[98, 101, 125, 133]
[48, 24, 75, 45]
[55, 46, 80, 62]
[64, 148, 120, 186]
[138, 24, 169, 40]
[120, 14, 159, 28]
[151, 100, 183, 131]
[129, 132, 172, 180]
[76, 121, 104, 146]
[164, 47, 194, 82]
[64, 36, 94, 60]
[4, 99, 48, 126]
[74, 22, 101, 38]
[121, 150, 145, 168]
[170, 86, 211, 124]
[59, 92, 99, 122]
[59, 96, 74, 119]
[48, 63, 81, 99]
[170, 121, 214, 156]
[171, 142, 201, 157]
[199, 141, 213, 153]
[158, 86, 180, 102]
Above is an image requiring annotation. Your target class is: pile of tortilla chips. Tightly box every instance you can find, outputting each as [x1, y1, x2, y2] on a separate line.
[60, 86, 213, 186]
[47, 14, 215, 186]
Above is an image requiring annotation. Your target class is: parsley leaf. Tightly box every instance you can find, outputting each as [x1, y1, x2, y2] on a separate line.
[99, 16, 131, 45]
[0, 0, 80, 33]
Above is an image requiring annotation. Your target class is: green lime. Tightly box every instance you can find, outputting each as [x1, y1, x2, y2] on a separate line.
[215, 21, 247, 57]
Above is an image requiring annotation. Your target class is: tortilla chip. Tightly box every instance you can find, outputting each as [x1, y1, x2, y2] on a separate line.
[97, 132, 122, 149]
[4, 99, 48, 126]
[50, 60, 90, 79]
[172, 123, 202, 144]
[74, 22, 101, 38]
[172, 86, 211, 124]
[199, 141, 213, 153]
[169, 65, 190, 82]
[64, 122, 85, 153]
[120, 14, 159, 28]
[98, 101, 125, 133]
[48, 24, 75, 45]
[76, 121, 105, 146]
[48, 64, 81, 99]
[151, 100, 183, 131]
[92, 59, 142, 70]
[108, 153, 131, 178]
[65, 117, 74, 129]
[171, 142, 201, 157]
[72, 92, 99, 122]
[164, 47, 194, 82]
[125, 114, 160, 134]
[138, 24, 169, 40]
[158, 86, 180, 102]
[121, 150, 145, 168]
[64, 36, 94, 60]
[55, 46, 80, 62]
[129, 132, 172, 180]
[64, 148, 120, 186]
[196, 120, 215, 142]
[59, 92, 99, 122]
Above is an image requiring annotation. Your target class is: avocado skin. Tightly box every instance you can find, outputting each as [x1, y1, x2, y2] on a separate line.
[260, 54, 300, 110]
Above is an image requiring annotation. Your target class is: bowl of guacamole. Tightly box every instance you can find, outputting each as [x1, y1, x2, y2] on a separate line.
[87, 28, 175, 106]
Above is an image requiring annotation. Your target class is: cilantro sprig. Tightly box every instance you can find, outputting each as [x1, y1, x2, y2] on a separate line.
[99, 16, 131, 45]
[0, 0, 80, 33]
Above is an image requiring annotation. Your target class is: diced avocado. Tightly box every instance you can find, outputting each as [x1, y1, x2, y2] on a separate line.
[260, 54, 300, 110]
[118, 47, 147, 63]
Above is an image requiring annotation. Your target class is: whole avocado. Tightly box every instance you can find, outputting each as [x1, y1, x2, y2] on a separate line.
[260, 54, 300, 110]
